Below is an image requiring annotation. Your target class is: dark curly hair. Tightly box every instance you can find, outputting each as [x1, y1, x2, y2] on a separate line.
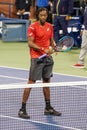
[36, 8, 48, 20]
[37, 8, 48, 15]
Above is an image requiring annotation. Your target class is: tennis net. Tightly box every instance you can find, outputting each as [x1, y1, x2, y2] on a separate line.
[0, 81, 87, 130]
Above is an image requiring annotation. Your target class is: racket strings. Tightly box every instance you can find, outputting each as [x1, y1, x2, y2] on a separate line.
[57, 36, 74, 51]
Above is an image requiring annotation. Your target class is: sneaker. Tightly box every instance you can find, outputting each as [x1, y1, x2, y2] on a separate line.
[72, 63, 84, 68]
[18, 109, 30, 119]
[44, 107, 61, 116]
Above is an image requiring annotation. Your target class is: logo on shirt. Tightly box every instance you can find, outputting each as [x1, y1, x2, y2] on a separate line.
[29, 33, 33, 36]
[47, 28, 50, 31]
[30, 26, 34, 30]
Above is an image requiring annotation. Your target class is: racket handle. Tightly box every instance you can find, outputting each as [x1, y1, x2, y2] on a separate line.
[38, 54, 47, 59]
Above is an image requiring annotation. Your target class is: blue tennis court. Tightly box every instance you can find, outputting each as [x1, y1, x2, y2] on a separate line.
[0, 66, 87, 130]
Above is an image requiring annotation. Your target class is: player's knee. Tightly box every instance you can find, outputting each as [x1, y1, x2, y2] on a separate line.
[43, 78, 50, 82]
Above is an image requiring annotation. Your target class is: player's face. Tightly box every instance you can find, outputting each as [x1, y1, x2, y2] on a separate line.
[38, 10, 48, 25]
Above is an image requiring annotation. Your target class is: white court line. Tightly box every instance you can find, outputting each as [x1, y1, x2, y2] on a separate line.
[0, 115, 82, 130]
[3, 82, 27, 85]
[0, 65, 87, 79]
[54, 72, 87, 79]
[0, 75, 27, 81]
[0, 66, 28, 71]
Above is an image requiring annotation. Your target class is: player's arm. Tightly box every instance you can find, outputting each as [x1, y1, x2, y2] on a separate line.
[50, 37, 58, 53]
[50, 37, 56, 48]
[28, 24, 46, 52]
[27, 24, 41, 51]
[28, 37, 53, 54]
[28, 36, 40, 51]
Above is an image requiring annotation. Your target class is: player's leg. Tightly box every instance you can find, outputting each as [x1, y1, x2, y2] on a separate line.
[18, 80, 35, 119]
[18, 58, 44, 119]
[42, 56, 61, 116]
[43, 79, 61, 116]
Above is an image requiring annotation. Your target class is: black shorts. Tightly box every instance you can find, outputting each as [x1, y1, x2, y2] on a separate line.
[29, 56, 54, 81]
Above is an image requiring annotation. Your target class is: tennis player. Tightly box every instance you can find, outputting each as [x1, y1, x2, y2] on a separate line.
[18, 8, 61, 119]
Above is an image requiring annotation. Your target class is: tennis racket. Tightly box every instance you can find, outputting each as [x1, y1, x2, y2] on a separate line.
[37, 35, 74, 61]
[56, 35, 74, 52]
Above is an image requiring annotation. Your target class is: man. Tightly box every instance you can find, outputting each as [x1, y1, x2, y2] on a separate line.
[53, 0, 73, 44]
[18, 8, 61, 119]
[15, 0, 32, 19]
[72, 0, 87, 68]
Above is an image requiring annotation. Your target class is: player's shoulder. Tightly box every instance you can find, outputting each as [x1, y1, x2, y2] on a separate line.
[29, 21, 38, 30]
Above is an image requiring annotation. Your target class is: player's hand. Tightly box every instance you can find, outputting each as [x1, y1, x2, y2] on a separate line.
[44, 47, 54, 54]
